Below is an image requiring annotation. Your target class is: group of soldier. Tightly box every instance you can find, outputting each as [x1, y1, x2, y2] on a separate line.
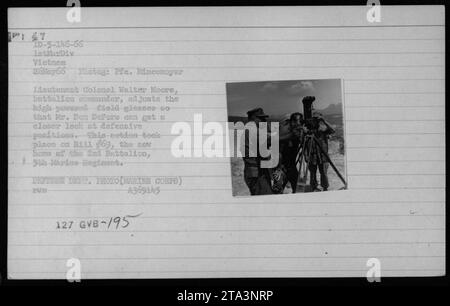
[242, 107, 335, 196]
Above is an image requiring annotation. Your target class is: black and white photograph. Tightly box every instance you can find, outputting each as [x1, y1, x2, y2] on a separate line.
[227, 79, 347, 196]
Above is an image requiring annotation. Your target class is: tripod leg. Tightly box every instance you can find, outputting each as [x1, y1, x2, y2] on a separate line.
[294, 139, 306, 192]
[294, 139, 304, 166]
[296, 138, 307, 173]
[307, 137, 317, 191]
[295, 137, 310, 192]
[312, 136, 347, 188]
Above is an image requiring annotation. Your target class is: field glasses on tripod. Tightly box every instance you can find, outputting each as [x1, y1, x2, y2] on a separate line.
[301, 96, 322, 130]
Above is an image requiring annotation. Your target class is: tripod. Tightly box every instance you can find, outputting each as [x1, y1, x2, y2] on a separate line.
[295, 132, 347, 192]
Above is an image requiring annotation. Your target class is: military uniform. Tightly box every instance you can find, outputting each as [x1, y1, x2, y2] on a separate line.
[242, 108, 273, 196]
[280, 127, 302, 193]
[275, 113, 304, 193]
[308, 116, 334, 191]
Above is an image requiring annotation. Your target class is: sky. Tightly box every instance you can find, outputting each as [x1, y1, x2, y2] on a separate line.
[226, 79, 342, 118]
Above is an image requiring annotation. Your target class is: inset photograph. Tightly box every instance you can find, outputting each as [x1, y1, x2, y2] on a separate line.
[226, 79, 347, 196]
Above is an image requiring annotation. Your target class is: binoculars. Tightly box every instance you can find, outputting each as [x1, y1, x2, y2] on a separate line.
[301, 96, 320, 130]
[301, 96, 316, 120]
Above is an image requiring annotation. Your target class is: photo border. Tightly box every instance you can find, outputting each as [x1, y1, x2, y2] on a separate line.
[1, 0, 447, 292]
